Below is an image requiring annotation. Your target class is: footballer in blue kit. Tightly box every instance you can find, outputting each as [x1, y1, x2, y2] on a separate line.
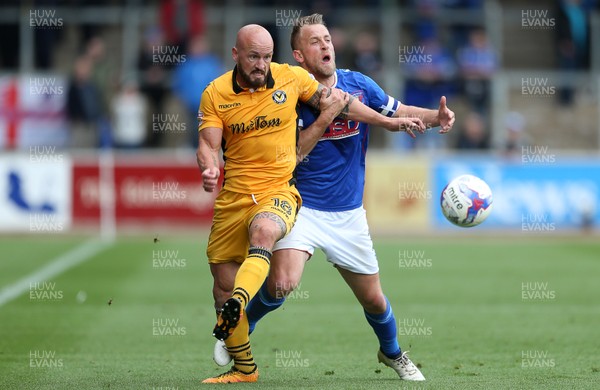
[295, 69, 400, 212]
[213, 13, 455, 381]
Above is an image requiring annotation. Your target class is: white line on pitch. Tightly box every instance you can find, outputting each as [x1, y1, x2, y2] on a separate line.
[0, 239, 112, 307]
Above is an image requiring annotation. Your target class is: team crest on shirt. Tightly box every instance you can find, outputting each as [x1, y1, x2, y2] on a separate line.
[272, 90, 287, 104]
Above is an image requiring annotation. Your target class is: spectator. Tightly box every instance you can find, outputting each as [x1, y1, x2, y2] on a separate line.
[66, 56, 104, 148]
[403, 34, 457, 109]
[84, 36, 114, 114]
[138, 27, 170, 147]
[503, 111, 531, 156]
[455, 111, 489, 150]
[111, 80, 148, 149]
[401, 32, 456, 150]
[410, 0, 439, 49]
[456, 28, 498, 114]
[172, 34, 223, 148]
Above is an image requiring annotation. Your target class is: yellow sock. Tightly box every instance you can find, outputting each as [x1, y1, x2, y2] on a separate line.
[225, 313, 256, 374]
[232, 247, 271, 309]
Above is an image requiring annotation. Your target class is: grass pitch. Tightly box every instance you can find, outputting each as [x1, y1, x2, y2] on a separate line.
[0, 234, 598, 389]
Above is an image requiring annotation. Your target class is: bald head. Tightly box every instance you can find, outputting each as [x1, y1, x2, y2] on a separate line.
[235, 24, 273, 51]
[232, 24, 274, 90]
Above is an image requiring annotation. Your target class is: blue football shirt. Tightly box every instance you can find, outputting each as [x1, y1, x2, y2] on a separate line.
[296, 69, 401, 211]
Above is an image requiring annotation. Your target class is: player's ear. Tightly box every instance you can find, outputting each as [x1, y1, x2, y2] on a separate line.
[292, 49, 303, 64]
[232, 46, 238, 62]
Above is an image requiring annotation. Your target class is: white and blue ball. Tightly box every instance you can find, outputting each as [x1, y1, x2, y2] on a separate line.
[440, 174, 493, 227]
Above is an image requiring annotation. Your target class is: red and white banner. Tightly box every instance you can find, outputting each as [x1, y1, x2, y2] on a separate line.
[72, 159, 219, 226]
[0, 75, 68, 149]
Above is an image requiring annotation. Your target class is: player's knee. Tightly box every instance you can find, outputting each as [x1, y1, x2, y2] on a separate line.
[361, 292, 387, 314]
[249, 226, 280, 248]
[249, 217, 285, 248]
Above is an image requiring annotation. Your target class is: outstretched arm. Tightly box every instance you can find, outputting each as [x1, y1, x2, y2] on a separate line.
[394, 96, 455, 133]
[304, 86, 426, 138]
[196, 127, 222, 192]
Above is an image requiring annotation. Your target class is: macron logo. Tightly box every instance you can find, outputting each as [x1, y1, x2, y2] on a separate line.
[219, 102, 241, 109]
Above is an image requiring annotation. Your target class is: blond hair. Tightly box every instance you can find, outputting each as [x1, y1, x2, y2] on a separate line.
[290, 13, 326, 50]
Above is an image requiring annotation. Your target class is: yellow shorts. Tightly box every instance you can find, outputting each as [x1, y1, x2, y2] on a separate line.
[207, 185, 301, 264]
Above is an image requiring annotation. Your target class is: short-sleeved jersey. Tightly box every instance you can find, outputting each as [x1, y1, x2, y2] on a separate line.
[296, 69, 401, 211]
[198, 62, 319, 194]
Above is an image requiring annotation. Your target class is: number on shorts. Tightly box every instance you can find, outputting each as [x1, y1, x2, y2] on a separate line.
[271, 197, 292, 216]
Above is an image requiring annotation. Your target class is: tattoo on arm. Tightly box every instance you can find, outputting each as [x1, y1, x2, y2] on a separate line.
[337, 95, 355, 120]
[251, 211, 287, 241]
[196, 152, 218, 172]
[305, 84, 325, 110]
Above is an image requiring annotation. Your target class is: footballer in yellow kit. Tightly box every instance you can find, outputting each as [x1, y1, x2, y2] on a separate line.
[198, 24, 351, 384]
[199, 61, 319, 264]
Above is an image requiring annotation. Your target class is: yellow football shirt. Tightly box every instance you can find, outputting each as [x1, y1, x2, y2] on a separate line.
[198, 62, 319, 194]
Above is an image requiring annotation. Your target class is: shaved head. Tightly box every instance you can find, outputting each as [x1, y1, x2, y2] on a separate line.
[232, 24, 274, 90]
[235, 24, 273, 50]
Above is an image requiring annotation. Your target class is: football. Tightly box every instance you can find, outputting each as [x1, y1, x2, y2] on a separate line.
[440, 174, 493, 227]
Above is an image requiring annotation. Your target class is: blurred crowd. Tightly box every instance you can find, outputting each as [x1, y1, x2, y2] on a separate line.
[0, 0, 597, 151]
